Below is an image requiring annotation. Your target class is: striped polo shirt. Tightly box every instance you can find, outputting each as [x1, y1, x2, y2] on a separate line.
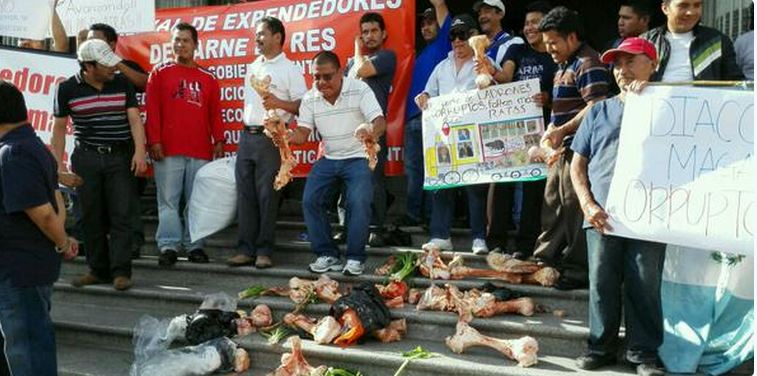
[550, 43, 609, 146]
[54, 72, 137, 145]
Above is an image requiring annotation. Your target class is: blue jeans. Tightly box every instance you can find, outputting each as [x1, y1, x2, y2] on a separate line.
[429, 185, 487, 239]
[153, 156, 208, 251]
[303, 158, 373, 262]
[403, 115, 431, 221]
[0, 272, 56, 376]
[586, 228, 666, 363]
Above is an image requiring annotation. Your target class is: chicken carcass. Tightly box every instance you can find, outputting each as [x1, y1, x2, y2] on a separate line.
[472, 294, 536, 318]
[250, 74, 297, 191]
[468, 35, 492, 89]
[314, 275, 341, 304]
[418, 246, 452, 280]
[445, 320, 539, 367]
[486, 253, 541, 274]
[416, 284, 452, 312]
[372, 318, 407, 343]
[268, 336, 328, 376]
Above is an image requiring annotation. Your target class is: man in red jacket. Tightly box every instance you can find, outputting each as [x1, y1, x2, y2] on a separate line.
[145, 22, 224, 267]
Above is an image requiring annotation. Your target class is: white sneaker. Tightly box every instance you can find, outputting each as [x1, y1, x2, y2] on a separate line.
[308, 256, 343, 273]
[422, 238, 454, 252]
[472, 238, 489, 255]
[342, 260, 364, 276]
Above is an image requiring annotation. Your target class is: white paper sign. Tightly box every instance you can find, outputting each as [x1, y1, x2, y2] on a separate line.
[422, 79, 547, 189]
[605, 85, 754, 254]
[0, 47, 78, 168]
[55, 0, 155, 36]
[0, 0, 54, 40]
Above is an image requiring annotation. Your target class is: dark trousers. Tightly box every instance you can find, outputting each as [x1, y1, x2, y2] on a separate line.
[130, 177, 147, 251]
[533, 149, 587, 282]
[235, 132, 281, 257]
[487, 180, 546, 254]
[71, 147, 134, 279]
[403, 115, 431, 221]
[586, 228, 666, 363]
[0, 272, 56, 376]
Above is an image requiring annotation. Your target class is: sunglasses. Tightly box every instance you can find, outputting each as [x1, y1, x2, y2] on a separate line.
[313, 72, 336, 82]
[449, 28, 471, 41]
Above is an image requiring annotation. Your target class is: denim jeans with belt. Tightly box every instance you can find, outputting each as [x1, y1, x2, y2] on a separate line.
[153, 155, 208, 252]
[0, 272, 56, 376]
[585, 228, 666, 363]
[303, 158, 373, 262]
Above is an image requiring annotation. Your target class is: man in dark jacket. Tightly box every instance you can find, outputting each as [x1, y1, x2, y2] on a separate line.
[642, 0, 743, 82]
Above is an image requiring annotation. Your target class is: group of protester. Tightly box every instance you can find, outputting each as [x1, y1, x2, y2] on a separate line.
[0, 0, 753, 375]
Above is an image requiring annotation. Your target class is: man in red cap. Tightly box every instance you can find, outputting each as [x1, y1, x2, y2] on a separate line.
[570, 37, 666, 376]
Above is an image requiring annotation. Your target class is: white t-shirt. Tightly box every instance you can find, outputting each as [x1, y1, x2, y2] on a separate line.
[298, 77, 383, 160]
[243, 52, 307, 125]
[662, 31, 695, 82]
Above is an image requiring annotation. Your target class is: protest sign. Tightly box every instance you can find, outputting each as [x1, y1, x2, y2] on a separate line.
[421, 79, 547, 189]
[0, 0, 54, 40]
[0, 46, 77, 168]
[55, 0, 155, 36]
[605, 85, 754, 254]
[117, 0, 414, 177]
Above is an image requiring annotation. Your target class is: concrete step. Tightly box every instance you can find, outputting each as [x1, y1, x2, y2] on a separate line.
[51, 300, 636, 376]
[60, 258, 589, 319]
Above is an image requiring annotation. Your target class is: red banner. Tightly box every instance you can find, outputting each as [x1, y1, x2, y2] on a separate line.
[117, 0, 415, 176]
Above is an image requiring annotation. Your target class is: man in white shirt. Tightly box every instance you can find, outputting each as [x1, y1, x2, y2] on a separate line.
[228, 17, 307, 269]
[290, 51, 386, 276]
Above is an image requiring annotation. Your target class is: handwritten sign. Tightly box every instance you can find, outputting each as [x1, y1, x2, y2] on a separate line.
[0, 0, 54, 40]
[605, 85, 754, 254]
[0, 47, 78, 168]
[55, 0, 155, 36]
[422, 79, 546, 189]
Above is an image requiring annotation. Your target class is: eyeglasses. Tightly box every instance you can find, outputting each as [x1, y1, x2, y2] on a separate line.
[313, 72, 336, 82]
[449, 29, 471, 41]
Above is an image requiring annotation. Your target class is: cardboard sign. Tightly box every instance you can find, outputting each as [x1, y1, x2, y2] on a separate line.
[55, 0, 155, 36]
[0, 0, 54, 40]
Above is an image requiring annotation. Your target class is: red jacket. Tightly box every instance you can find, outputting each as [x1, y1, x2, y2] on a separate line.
[145, 61, 224, 160]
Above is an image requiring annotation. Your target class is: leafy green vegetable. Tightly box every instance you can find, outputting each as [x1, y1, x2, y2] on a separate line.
[324, 367, 364, 376]
[394, 346, 439, 376]
[260, 323, 292, 345]
[389, 252, 418, 282]
[238, 285, 268, 300]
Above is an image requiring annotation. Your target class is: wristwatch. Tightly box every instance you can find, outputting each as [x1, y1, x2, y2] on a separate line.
[55, 237, 70, 254]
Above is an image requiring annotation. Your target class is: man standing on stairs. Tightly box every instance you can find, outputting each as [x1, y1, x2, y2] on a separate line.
[0, 81, 79, 376]
[52, 39, 148, 291]
[227, 17, 307, 269]
[290, 51, 386, 276]
[474, 0, 524, 68]
[145, 23, 225, 268]
[570, 37, 666, 376]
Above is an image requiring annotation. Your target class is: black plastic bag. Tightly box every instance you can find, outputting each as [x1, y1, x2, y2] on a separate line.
[330, 283, 391, 333]
[480, 282, 522, 301]
[184, 309, 240, 345]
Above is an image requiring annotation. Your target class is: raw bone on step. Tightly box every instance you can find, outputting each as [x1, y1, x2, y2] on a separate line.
[251, 304, 273, 328]
[268, 336, 328, 376]
[416, 284, 452, 311]
[486, 253, 542, 274]
[282, 313, 340, 345]
[374, 255, 397, 276]
[314, 275, 342, 304]
[445, 320, 539, 367]
[372, 318, 407, 343]
[472, 294, 536, 317]
[523, 267, 561, 287]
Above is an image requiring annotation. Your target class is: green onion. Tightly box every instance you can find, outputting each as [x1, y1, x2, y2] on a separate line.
[389, 252, 418, 282]
[238, 285, 268, 300]
[260, 323, 292, 345]
[324, 368, 364, 376]
[394, 346, 439, 376]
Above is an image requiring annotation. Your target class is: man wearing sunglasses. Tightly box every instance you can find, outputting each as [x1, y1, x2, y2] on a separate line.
[415, 14, 498, 255]
[290, 51, 386, 276]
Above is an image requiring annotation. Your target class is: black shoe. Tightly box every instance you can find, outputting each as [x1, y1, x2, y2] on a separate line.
[158, 249, 178, 267]
[637, 362, 666, 376]
[576, 354, 617, 370]
[554, 276, 588, 291]
[187, 249, 209, 263]
[368, 231, 386, 247]
[333, 231, 347, 245]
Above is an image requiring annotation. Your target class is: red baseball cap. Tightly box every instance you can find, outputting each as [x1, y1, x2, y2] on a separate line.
[601, 37, 658, 64]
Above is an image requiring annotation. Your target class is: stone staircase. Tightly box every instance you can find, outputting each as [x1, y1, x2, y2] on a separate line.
[53, 188, 640, 376]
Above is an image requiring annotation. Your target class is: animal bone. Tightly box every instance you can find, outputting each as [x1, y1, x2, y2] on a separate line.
[372, 318, 407, 343]
[251, 304, 273, 328]
[445, 320, 539, 367]
[486, 253, 542, 274]
[523, 267, 560, 287]
[416, 284, 452, 312]
[355, 123, 380, 170]
[374, 255, 397, 276]
[282, 313, 341, 345]
[468, 35, 493, 89]
[407, 288, 423, 305]
[314, 275, 342, 304]
[268, 336, 328, 376]
[472, 294, 536, 317]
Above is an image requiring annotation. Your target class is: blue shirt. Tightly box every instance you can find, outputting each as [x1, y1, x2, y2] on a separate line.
[570, 96, 624, 228]
[0, 124, 61, 287]
[405, 14, 452, 121]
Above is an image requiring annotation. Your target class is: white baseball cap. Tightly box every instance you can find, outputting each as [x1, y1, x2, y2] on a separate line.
[77, 39, 121, 67]
[474, 0, 505, 13]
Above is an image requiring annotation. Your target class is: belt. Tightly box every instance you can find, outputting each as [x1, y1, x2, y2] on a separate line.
[244, 125, 265, 134]
[75, 140, 132, 154]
